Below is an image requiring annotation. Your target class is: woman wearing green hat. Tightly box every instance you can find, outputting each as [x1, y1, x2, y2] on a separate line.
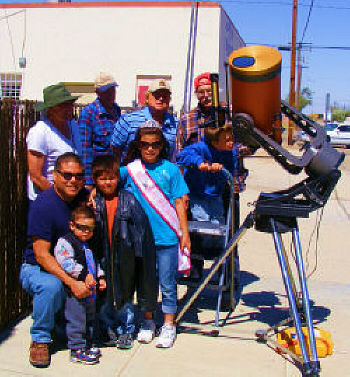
[27, 83, 82, 201]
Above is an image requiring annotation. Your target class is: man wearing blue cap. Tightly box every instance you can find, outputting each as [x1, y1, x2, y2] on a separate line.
[78, 73, 121, 189]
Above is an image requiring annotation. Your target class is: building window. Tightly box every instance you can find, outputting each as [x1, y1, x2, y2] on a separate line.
[0, 73, 22, 100]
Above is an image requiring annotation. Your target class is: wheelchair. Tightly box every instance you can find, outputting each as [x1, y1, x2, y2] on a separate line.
[177, 168, 241, 328]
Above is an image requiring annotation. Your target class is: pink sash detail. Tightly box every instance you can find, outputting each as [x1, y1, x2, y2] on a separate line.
[127, 159, 191, 276]
[127, 159, 181, 239]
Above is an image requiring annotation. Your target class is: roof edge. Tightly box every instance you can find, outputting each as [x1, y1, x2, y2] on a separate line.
[0, 2, 221, 9]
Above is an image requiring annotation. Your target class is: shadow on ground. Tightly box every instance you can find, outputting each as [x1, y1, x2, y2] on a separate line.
[178, 269, 331, 330]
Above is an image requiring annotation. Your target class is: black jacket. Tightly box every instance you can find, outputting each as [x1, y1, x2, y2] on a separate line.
[93, 189, 157, 309]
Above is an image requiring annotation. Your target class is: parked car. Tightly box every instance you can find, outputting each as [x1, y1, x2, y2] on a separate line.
[325, 123, 338, 132]
[327, 124, 350, 148]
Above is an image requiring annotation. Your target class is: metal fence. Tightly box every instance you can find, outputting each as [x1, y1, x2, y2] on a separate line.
[0, 99, 90, 331]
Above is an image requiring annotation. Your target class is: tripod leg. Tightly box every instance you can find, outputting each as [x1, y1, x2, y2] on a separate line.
[292, 227, 320, 375]
[270, 219, 312, 366]
[175, 212, 254, 325]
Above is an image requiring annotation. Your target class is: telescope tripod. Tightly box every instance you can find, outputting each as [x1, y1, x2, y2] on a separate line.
[175, 185, 332, 376]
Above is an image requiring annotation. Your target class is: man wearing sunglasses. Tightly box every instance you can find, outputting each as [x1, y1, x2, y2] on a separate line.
[110, 79, 177, 164]
[20, 153, 90, 368]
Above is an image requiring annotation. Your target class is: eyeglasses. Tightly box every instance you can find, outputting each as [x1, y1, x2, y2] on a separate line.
[197, 89, 212, 96]
[138, 141, 163, 149]
[74, 222, 95, 233]
[56, 170, 84, 181]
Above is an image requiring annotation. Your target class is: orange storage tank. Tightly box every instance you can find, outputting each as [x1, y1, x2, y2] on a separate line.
[228, 45, 282, 142]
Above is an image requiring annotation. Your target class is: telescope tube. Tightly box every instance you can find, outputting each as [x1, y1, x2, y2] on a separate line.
[228, 45, 282, 143]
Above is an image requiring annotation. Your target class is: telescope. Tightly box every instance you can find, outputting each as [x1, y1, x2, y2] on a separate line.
[176, 45, 344, 377]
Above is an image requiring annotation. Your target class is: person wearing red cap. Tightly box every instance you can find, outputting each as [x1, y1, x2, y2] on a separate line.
[176, 72, 213, 152]
[176, 73, 251, 284]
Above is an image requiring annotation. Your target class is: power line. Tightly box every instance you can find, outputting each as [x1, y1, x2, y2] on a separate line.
[247, 43, 350, 50]
[0, 9, 25, 22]
[300, 0, 314, 44]
[218, 0, 350, 9]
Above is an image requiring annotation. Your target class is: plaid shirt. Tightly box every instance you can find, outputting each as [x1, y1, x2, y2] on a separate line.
[176, 104, 210, 152]
[78, 99, 121, 185]
[110, 106, 177, 162]
[176, 103, 250, 193]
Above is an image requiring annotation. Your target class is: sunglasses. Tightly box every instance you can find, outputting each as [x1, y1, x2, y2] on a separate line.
[56, 170, 84, 181]
[138, 141, 163, 149]
[74, 222, 95, 233]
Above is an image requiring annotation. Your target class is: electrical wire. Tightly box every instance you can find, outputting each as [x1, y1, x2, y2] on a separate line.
[305, 207, 324, 279]
[217, 0, 350, 9]
[21, 9, 26, 58]
[0, 9, 24, 22]
[246, 43, 350, 50]
[300, 0, 314, 44]
[4, 9, 16, 72]
[334, 187, 350, 221]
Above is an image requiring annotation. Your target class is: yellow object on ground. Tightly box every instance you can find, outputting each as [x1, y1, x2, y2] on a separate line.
[276, 326, 333, 358]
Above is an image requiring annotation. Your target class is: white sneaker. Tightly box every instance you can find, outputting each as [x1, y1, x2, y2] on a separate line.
[156, 324, 176, 348]
[137, 319, 156, 344]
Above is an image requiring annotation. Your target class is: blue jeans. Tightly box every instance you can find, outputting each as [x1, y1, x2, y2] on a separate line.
[65, 294, 96, 350]
[99, 300, 135, 335]
[20, 263, 65, 343]
[190, 195, 225, 225]
[156, 244, 178, 314]
[190, 195, 225, 250]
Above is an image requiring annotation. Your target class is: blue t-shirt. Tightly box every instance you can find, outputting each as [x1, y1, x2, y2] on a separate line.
[23, 186, 88, 265]
[120, 159, 189, 246]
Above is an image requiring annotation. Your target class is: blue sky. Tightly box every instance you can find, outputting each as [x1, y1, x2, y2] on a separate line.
[1, 0, 349, 114]
[223, 0, 350, 114]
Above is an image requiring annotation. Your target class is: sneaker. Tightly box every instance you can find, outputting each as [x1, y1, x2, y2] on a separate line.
[29, 341, 50, 368]
[103, 328, 118, 347]
[87, 346, 101, 358]
[116, 333, 134, 349]
[137, 319, 156, 344]
[70, 349, 99, 365]
[156, 324, 177, 348]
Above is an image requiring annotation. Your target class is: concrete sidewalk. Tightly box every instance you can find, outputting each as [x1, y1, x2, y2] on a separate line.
[0, 149, 349, 377]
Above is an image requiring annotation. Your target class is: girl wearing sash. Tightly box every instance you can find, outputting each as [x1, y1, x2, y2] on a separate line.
[121, 120, 191, 348]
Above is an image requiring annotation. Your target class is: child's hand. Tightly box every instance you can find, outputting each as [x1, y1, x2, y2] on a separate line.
[198, 162, 211, 171]
[180, 231, 191, 253]
[85, 273, 96, 290]
[98, 279, 107, 291]
[209, 163, 223, 172]
[87, 187, 97, 210]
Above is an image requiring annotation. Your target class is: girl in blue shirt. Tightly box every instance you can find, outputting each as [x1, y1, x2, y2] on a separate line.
[120, 120, 190, 348]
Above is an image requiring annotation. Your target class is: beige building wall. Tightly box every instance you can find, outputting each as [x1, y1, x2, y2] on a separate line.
[0, 2, 244, 112]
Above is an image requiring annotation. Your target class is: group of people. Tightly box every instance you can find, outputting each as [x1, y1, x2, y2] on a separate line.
[21, 72, 250, 368]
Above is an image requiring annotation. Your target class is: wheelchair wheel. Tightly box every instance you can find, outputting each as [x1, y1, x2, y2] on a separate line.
[221, 249, 241, 311]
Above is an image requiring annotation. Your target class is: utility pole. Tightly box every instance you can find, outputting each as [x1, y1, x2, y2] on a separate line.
[296, 43, 302, 110]
[288, 0, 298, 145]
